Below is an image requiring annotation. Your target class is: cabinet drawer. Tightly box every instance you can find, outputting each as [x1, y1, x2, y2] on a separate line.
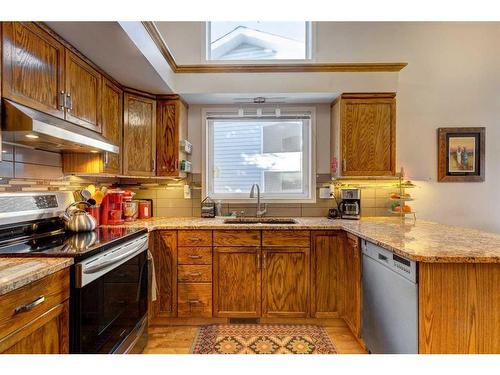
[178, 283, 212, 318]
[0, 269, 69, 341]
[178, 230, 212, 246]
[178, 247, 212, 265]
[178, 265, 212, 283]
[213, 230, 261, 246]
[262, 230, 310, 247]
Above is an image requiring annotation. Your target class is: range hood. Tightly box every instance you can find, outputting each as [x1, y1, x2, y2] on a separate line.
[1, 99, 119, 154]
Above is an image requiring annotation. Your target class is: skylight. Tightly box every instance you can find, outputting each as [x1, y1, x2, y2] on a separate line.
[207, 22, 311, 61]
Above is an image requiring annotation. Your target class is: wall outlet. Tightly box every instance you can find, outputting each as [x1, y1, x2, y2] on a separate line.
[319, 187, 332, 199]
[183, 184, 191, 199]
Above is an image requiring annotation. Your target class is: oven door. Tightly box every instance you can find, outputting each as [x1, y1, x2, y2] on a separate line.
[72, 234, 149, 354]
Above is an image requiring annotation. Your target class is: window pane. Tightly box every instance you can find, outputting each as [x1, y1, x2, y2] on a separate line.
[211, 120, 306, 196]
[209, 22, 308, 60]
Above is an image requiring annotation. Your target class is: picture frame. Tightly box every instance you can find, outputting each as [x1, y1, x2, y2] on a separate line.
[437, 127, 485, 182]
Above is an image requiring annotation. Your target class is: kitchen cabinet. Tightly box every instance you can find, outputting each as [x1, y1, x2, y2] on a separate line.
[61, 77, 122, 174]
[213, 247, 261, 317]
[0, 268, 70, 354]
[156, 97, 189, 177]
[310, 231, 345, 318]
[100, 78, 123, 174]
[262, 247, 310, 317]
[331, 93, 396, 176]
[344, 233, 362, 337]
[1, 22, 65, 118]
[149, 231, 177, 319]
[123, 93, 157, 176]
[64, 51, 102, 132]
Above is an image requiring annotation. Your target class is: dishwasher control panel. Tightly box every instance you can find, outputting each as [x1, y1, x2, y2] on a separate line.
[362, 240, 417, 283]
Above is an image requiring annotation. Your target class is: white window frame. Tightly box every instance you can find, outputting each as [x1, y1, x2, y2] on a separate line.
[202, 107, 316, 203]
[203, 22, 315, 63]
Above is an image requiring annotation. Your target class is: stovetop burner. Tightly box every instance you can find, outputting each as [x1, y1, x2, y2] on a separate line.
[0, 226, 147, 260]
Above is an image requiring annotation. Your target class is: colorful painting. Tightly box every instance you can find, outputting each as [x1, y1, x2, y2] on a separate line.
[448, 136, 476, 173]
[438, 127, 485, 182]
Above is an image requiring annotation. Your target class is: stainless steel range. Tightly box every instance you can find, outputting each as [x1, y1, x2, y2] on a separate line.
[0, 192, 149, 354]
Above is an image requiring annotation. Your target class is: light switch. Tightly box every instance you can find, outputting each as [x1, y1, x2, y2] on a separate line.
[319, 187, 332, 199]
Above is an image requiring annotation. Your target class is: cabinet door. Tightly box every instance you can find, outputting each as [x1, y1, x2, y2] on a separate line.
[156, 99, 187, 176]
[101, 78, 123, 174]
[149, 231, 177, 319]
[0, 301, 69, 354]
[2, 22, 65, 118]
[344, 234, 361, 337]
[213, 247, 261, 317]
[311, 231, 344, 318]
[262, 247, 309, 317]
[123, 93, 156, 176]
[341, 96, 396, 176]
[65, 51, 102, 131]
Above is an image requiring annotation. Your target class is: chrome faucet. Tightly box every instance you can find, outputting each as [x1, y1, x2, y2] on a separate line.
[250, 184, 267, 217]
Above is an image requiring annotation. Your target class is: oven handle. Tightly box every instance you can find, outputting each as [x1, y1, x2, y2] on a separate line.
[83, 237, 147, 274]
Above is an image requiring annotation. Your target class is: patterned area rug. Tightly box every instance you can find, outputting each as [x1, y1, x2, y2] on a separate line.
[191, 324, 337, 354]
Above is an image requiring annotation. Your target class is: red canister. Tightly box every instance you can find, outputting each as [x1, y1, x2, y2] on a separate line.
[138, 200, 152, 219]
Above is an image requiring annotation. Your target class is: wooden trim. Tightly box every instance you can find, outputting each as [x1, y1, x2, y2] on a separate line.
[122, 86, 157, 100]
[142, 21, 408, 74]
[341, 92, 397, 99]
[437, 127, 485, 182]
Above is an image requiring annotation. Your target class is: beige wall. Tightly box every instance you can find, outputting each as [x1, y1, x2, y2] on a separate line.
[160, 22, 500, 232]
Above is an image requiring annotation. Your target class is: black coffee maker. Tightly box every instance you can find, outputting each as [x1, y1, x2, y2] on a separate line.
[338, 188, 361, 220]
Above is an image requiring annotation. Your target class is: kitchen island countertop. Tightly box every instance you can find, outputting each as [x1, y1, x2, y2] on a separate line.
[0, 257, 73, 296]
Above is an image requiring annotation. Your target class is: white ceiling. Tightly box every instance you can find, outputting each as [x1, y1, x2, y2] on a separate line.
[181, 92, 339, 105]
[45, 22, 173, 94]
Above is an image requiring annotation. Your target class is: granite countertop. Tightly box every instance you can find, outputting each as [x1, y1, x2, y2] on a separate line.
[107, 216, 500, 263]
[0, 258, 73, 296]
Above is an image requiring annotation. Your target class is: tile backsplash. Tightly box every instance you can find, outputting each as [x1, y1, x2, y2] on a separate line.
[125, 174, 401, 218]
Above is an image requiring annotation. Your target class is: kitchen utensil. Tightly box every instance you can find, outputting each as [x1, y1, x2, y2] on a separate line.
[61, 201, 97, 232]
[81, 189, 92, 201]
[93, 190, 105, 205]
[87, 184, 96, 196]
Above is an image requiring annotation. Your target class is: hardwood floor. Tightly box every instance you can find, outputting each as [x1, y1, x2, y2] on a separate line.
[143, 319, 366, 354]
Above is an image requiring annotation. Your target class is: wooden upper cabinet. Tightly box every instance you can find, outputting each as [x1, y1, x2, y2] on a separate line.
[1, 22, 65, 118]
[213, 247, 261, 318]
[156, 98, 188, 177]
[262, 247, 310, 318]
[123, 93, 156, 176]
[64, 51, 102, 132]
[334, 93, 396, 176]
[101, 78, 123, 174]
[310, 231, 344, 318]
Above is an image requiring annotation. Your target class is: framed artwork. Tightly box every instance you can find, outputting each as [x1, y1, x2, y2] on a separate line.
[438, 127, 485, 182]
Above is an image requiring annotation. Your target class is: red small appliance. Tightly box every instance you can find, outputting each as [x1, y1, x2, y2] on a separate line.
[100, 189, 125, 225]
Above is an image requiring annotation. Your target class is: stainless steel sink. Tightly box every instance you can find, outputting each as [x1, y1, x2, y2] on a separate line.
[223, 217, 297, 224]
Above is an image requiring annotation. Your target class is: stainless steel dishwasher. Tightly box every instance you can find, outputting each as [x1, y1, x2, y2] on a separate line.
[362, 240, 418, 354]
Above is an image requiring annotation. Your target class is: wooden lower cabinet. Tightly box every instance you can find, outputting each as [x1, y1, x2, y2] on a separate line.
[149, 231, 177, 319]
[213, 247, 261, 318]
[178, 284, 212, 318]
[344, 234, 362, 337]
[1, 302, 69, 354]
[0, 268, 70, 354]
[262, 247, 310, 318]
[311, 231, 345, 318]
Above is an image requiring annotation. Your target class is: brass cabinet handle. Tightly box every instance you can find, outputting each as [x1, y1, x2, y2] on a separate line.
[188, 299, 201, 304]
[151, 158, 156, 172]
[342, 159, 346, 172]
[104, 152, 109, 165]
[189, 272, 202, 277]
[188, 255, 202, 259]
[256, 253, 260, 269]
[263, 253, 267, 270]
[15, 296, 45, 314]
